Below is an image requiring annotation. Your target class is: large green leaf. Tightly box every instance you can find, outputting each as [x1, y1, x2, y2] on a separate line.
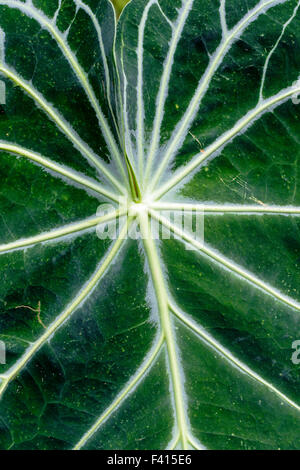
[0, 0, 300, 450]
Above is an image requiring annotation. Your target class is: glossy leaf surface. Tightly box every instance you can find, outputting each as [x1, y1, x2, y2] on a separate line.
[0, 0, 300, 450]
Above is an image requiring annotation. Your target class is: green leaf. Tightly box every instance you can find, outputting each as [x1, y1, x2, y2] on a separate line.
[0, 0, 300, 450]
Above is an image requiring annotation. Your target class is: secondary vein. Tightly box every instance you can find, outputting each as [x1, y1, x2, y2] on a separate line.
[170, 301, 300, 412]
[0, 221, 129, 400]
[0, 209, 125, 254]
[0, 0, 127, 186]
[153, 84, 300, 199]
[150, 210, 300, 313]
[74, 333, 164, 450]
[0, 65, 124, 194]
[0, 142, 120, 202]
[139, 210, 190, 449]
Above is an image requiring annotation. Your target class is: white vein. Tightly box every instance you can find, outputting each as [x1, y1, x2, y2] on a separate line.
[120, 31, 138, 179]
[0, 209, 124, 255]
[0, 142, 120, 202]
[139, 211, 190, 449]
[74, 333, 164, 449]
[0, 0, 126, 188]
[219, 0, 228, 37]
[150, 202, 300, 214]
[156, 1, 174, 29]
[0, 0, 299, 451]
[0, 63, 124, 193]
[0, 221, 129, 399]
[259, 1, 300, 101]
[74, 0, 117, 129]
[150, 210, 300, 313]
[153, 83, 300, 199]
[136, 0, 156, 181]
[144, 0, 194, 184]
[187, 433, 206, 450]
[150, 0, 288, 191]
[170, 301, 300, 412]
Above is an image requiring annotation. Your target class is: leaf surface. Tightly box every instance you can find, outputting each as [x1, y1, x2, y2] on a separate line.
[0, 0, 300, 450]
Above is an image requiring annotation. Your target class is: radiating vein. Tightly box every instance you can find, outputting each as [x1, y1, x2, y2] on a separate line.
[119, 30, 138, 180]
[150, 210, 300, 313]
[150, 0, 290, 192]
[0, 64, 124, 193]
[150, 202, 300, 214]
[169, 301, 300, 412]
[75, 0, 111, 90]
[74, 333, 164, 450]
[219, 0, 228, 37]
[187, 434, 206, 450]
[0, 221, 129, 400]
[74, 0, 120, 139]
[0, 209, 124, 254]
[144, 0, 194, 184]
[259, 1, 300, 101]
[156, 1, 174, 29]
[168, 432, 181, 450]
[136, 0, 156, 181]
[153, 84, 300, 199]
[0, 0, 127, 185]
[0, 142, 120, 202]
[139, 211, 190, 450]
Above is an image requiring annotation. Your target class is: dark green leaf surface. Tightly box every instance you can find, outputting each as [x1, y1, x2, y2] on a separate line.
[0, 0, 299, 450]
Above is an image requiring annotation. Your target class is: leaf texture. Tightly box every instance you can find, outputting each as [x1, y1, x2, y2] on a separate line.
[0, 0, 300, 450]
